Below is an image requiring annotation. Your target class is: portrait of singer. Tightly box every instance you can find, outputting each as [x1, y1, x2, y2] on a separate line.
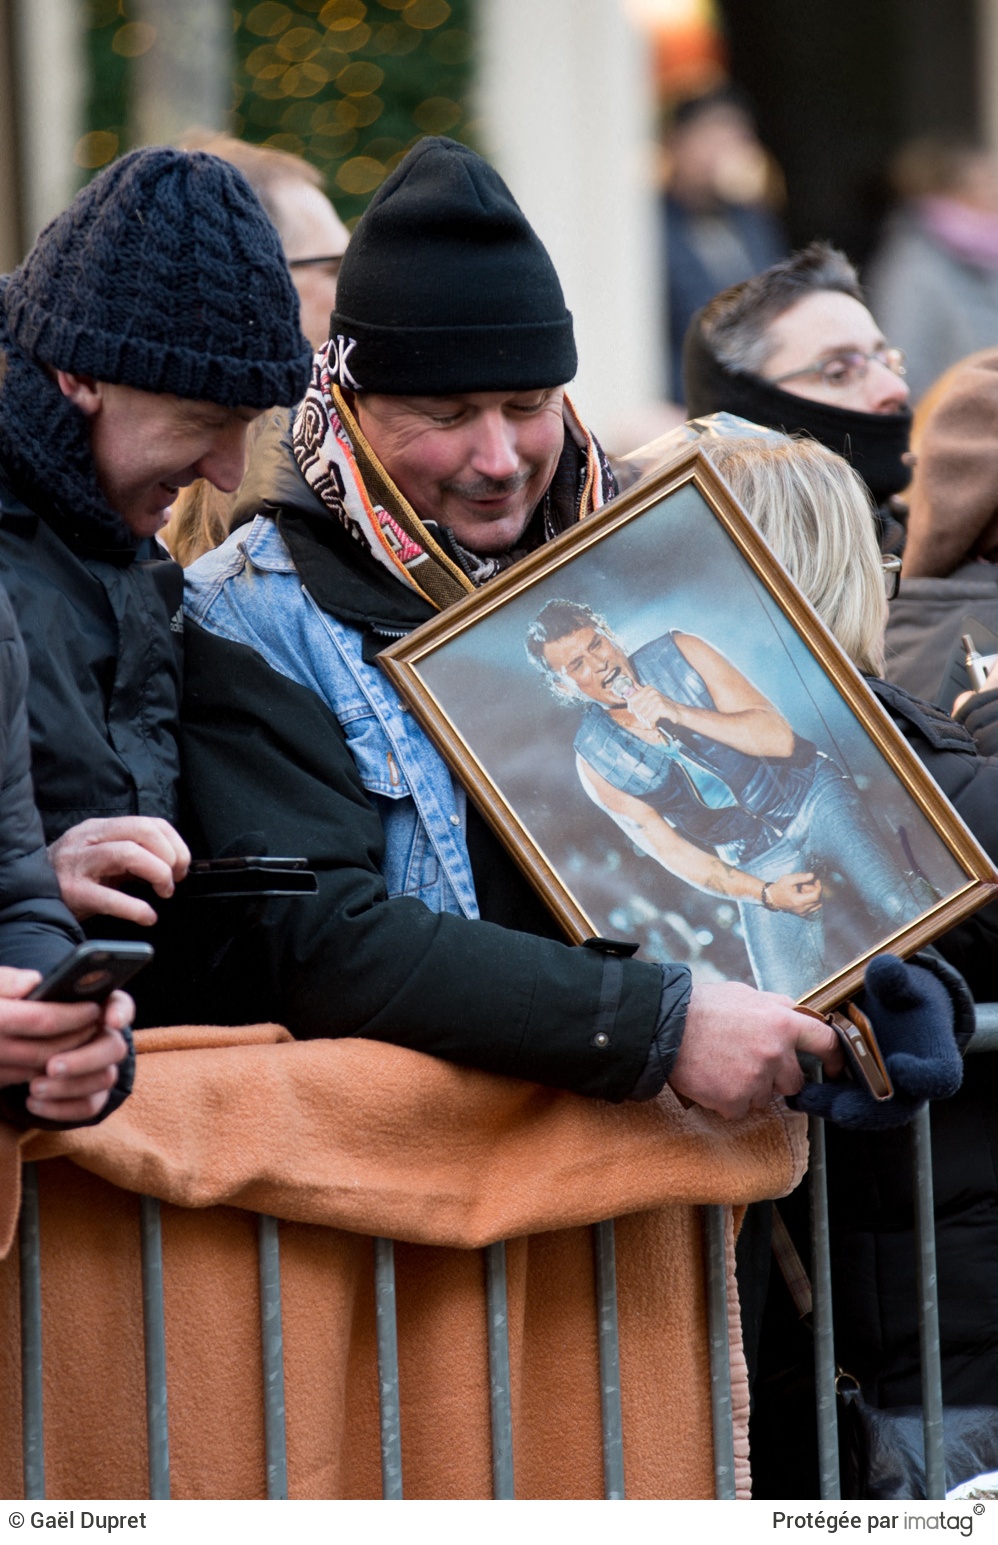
[525, 599, 918, 997]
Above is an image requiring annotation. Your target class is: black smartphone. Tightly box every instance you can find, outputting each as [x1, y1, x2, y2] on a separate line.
[183, 857, 317, 899]
[26, 941, 154, 1002]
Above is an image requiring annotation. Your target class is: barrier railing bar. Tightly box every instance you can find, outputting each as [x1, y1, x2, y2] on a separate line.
[966, 999, 998, 1053]
[484, 1241, 515, 1499]
[257, 1214, 288, 1499]
[19, 1161, 44, 1500]
[911, 1106, 946, 1498]
[703, 1204, 735, 1500]
[374, 1237, 403, 1499]
[139, 1195, 171, 1499]
[593, 1219, 625, 1500]
[808, 1114, 840, 1499]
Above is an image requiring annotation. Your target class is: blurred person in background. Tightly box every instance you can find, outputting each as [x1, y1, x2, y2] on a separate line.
[0, 147, 311, 1022]
[661, 86, 787, 398]
[698, 429, 998, 1495]
[177, 131, 349, 352]
[868, 137, 998, 403]
[165, 133, 350, 568]
[884, 347, 998, 702]
[683, 243, 912, 552]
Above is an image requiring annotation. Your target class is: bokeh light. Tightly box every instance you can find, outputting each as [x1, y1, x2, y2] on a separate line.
[82, 0, 475, 223]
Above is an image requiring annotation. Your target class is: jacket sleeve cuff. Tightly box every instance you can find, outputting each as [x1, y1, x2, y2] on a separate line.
[627, 963, 693, 1101]
[0, 1024, 135, 1131]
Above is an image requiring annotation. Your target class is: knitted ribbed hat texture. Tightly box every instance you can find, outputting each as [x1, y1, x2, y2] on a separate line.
[3, 147, 312, 409]
[328, 136, 577, 394]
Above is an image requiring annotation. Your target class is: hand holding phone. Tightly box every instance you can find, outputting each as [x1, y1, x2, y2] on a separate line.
[0, 944, 147, 1123]
[26, 940, 154, 1002]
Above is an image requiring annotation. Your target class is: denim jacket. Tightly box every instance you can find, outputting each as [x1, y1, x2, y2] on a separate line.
[184, 515, 480, 921]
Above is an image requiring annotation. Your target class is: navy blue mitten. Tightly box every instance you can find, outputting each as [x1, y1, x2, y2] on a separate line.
[788, 953, 969, 1130]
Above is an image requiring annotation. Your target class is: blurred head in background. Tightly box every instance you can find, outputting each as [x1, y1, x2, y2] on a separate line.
[664, 86, 774, 211]
[683, 243, 911, 543]
[180, 130, 349, 350]
[698, 432, 888, 676]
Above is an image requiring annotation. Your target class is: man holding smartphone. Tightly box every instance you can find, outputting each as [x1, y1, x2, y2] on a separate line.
[0, 147, 311, 1025]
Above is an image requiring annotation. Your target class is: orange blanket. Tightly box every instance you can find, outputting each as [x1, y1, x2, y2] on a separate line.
[0, 1025, 807, 1500]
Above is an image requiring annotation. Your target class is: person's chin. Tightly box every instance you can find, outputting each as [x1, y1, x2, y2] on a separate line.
[123, 490, 176, 539]
[443, 499, 532, 556]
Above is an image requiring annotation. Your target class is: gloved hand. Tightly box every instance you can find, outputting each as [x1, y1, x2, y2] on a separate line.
[788, 953, 968, 1129]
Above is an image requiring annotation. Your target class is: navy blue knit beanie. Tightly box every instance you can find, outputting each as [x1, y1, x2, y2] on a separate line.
[327, 136, 577, 394]
[3, 147, 312, 408]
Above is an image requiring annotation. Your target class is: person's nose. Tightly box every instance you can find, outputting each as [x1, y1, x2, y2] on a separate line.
[197, 422, 249, 494]
[469, 410, 520, 481]
[865, 357, 910, 415]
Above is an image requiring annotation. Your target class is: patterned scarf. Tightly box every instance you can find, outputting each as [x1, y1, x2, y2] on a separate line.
[292, 339, 616, 611]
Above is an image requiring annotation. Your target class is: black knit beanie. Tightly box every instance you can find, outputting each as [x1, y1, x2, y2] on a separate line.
[327, 136, 577, 394]
[682, 309, 912, 505]
[3, 147, 312, 409]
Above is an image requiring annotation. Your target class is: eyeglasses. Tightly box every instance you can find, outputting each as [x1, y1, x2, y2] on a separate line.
[288, 254, 344, 277]
[881, 553, 902, 601]
[771, 347, 906, 391]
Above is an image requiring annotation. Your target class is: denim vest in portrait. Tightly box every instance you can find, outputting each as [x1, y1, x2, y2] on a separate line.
[183, 516, 479, 921]
[574, 631, 818, 862]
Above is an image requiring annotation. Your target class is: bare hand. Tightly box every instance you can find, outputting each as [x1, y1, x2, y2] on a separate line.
[764, 871, 823, 917]
[0, 969, 134, 1123]
[48, 817, 191, 925]
[954, 654, 998, 715]
[626, 684, 682, 730]
[668, 980, 843, 1120]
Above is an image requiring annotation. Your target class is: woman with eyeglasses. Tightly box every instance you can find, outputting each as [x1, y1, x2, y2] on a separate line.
[699, 430, 998, 1495]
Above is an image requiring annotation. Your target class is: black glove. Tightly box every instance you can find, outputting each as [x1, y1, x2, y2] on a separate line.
[788, 953, 968, 1130]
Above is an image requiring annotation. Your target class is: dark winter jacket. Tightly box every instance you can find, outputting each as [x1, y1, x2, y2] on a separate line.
[180, 425, 683, 1099]
[0, 464, 183, 842]
[872, 675, 998, 1000]
[0, 584, 133, 1129]
[823, 677, 998, 1407]
[884, 562, 998, 707]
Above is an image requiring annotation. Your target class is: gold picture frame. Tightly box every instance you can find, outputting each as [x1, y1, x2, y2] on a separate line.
[381, 447, 998, 1012]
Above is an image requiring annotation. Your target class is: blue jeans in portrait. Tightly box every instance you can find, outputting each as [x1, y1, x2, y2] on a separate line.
[731, 759, 924, 999]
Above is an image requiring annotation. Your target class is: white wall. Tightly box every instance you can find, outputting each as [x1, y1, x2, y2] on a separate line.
[14, 0, 84, 242]
[132, 0, 231, 148]
[475, 0, 664, 447]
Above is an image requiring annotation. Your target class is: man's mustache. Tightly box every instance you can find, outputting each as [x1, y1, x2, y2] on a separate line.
[443, 471, 532, 500]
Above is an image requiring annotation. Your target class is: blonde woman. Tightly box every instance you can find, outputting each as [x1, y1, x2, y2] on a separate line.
[697, 430, 998, 1485]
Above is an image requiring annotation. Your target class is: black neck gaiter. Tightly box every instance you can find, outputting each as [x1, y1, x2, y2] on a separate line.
[682, 323, 912, 505]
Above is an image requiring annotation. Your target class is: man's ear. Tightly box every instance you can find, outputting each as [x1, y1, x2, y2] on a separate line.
[54, 370, 102, 417]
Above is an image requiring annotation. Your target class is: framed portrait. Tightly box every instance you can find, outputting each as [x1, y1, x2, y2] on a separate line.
[380, 447, 998, 1012]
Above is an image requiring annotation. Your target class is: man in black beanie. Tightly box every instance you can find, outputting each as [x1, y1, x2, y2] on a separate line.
[181, 136, 841, 1110]
[683, 243, 912, 553]
[0, 147, 311, 1013]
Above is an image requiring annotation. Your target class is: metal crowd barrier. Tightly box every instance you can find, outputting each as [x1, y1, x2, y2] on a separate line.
[16, 1012, 998, 1502]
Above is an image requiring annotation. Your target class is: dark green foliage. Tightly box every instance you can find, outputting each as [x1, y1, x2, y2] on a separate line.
[81, 0, 476, 222]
